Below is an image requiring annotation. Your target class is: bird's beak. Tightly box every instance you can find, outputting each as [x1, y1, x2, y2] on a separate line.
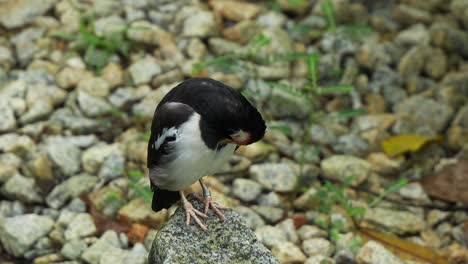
[230, 130, 251, 145]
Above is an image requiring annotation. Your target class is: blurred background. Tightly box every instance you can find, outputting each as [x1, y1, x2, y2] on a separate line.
[0, 0, 467, 263]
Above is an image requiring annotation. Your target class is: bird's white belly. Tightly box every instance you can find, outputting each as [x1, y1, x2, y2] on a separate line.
[153, 113, 236, 191]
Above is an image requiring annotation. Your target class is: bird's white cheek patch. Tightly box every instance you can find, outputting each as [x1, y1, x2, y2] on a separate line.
[231, 130, 250, 145]
[154, 127, 179, 150]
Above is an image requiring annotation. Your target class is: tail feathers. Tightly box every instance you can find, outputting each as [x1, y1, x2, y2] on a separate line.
[152, 187, 180, 211]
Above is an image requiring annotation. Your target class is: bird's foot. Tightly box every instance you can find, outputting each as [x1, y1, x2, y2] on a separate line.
[193, 193, 229, 221]
[182, 199, 208, 231]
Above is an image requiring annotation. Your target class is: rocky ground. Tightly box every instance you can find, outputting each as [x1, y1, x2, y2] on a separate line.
[0, 0, 468, 263]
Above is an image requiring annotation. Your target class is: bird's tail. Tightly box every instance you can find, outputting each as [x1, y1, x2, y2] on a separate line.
[151, 186, 180, 212]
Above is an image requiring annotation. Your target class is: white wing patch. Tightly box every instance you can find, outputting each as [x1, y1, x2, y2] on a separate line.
[154, 127, 179, 150]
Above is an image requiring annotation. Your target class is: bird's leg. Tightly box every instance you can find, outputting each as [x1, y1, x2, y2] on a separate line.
[194, 178, 228, 221]
[179, 190, 208, 231]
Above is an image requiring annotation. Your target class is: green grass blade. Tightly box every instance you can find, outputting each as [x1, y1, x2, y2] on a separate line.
[316, 85, 354, 95]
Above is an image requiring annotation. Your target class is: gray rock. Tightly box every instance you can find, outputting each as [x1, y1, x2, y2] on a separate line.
[321, 155, 371, 185]
[0, 133, 36, 155]
[393, 96, 454, 136]
[82, 143, 124, 174]
[448, 104, 468, 149]
[19, 100, 53, 124]
[257, 11, 287, 29]
[451, 0, 468, 29]
[249, 163, 298, 192]
[276, 219, 298, 244]
[0, 46, 15, 71]
[61, 239, 87, 260]
[45, 135, 98, 149]
[356, 240, 404, 264]
[362, 207, 425, 235]
[0, 200, 25, 218]
[255, 225, 287, 249]
[50, 108, 100, 133]
[297, 225, 327, 241]
[98, 155, 125, 181]
[1, 174, 42, 203]
[232, 178, 262, 202]
[252, 206, 284, 224]
[77, 77, 110, 97]
[46, 174, 97, 209]
[77, 91, 113, 117]
[82, 230, 121, 264]
[256, 192, 282, 207]
[132, 83, 176, 119]
[0, 0, 55, 29]
[0, 104, 16, 132]
[306, 255, 335, 264]
[0, 214, 54, 257]
[64, 213, 97, 241]
[45, 141, 81, 177]
[129, 57, 162, 85]
[430, 22, 468, 58]
[178, 6, 218, 37]
[266, 84, 311, 119]
[398, 45, 431, 78]
[10, 27, 45, 66]
[309, 124, 338, 145]
[149, 199, 277, 263]
[109, 87, 135, 108]
[332, 134, 369, 157]
[233, 206, 266, 230]
[94, 15, 126, 37]
[302, 238, 334, 257]
[100, 248, 146, 264]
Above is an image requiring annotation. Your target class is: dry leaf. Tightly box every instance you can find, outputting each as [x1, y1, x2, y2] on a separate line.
[359, 227, 448, 264]
[381, 134, 443, 157]
[421, 160, 468, 204]
[80, 195, 129, 235]
[127, 223, 149, 244]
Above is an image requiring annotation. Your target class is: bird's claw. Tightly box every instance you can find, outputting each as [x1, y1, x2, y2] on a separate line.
[194, 193, 228, 221]
[183, 200, 208, 231]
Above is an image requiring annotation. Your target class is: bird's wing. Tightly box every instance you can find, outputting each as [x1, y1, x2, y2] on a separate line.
[147, 102, 194, 170]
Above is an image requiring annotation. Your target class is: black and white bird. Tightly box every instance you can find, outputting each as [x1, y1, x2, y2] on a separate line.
[147, 78, 266, 230]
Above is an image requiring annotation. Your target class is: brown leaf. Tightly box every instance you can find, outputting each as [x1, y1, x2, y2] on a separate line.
[127, 223, 149, 244]
[80, 195, 129, 235]
[421, 160, 468, 204]
[289, 213, 307, 229]
[359, 227, 448, 264]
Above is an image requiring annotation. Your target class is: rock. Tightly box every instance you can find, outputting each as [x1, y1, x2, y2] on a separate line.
[0, 214, 54, 257]
[305, 255, 335, 264]
[393, 96, 454, 136]
[46, 174, 97, 209]
[60, 239, 87, 260]
[276, 219, 299, 244]
[233, 206, 266, 230]
[94, 15, 126, 37]
[257, 11, 287, 29]
[77, 91, 113, 117]
[356, 240, 404, 264]
[362, 207, 425, 235]
[424, 48, 447, 79]
[277, 0, 311, 14]
[232, 178, 262, 202]
[299, 225, 328, 241]
[393, 4, 432, 25]
[366, 153, 404, 175]
[451, 0, 468, 29]
[98, 154, 125, 181]
[82, 230, 121, 264]
[10, 27, 44, 66]
[64, 213, 97, 241]
[178, 6, 218, 37]
[448, 105, 468, 149]
[430, 22, 468, 58]
[252, 206, 284, 224]
[109, 87, 135, 108]
[398, 182, 430, 202]
[1, 174, 42, 203]
[398, 45, 430, 78]
[271, 242, 307, 263]
[209, 0, 261, 21]
[395, 24, 429, 46]
[101, 63, 124, 88]
[255, 225, 287, 249]
[293, 187, 318, 210]
[0, 133, 36, 157]
[129, 57, 162, 85]
[82, 143, 124, 174]
[100, 248, 146, 264]
[56, 67, 92, 90]
[0, 46, 15, 71]
[0, 104, 16, 132]
[149, 199, 277, 263]
[0, 0, 55, 29]
[332, 134, 369, 157]
[302, 238, 334, 257]
[249, 163, 298, 192]
[257, 192, 282, 207]
[321, 155, 371, 185]
[77, 77, 110, 98]
[0, 164, 17, 184]
[266, 87, 311, 118]
[118, 198, 168, 229]
[236, 141, 275, 161]
[45, 140, 81, 177]
[19, 100, 53, 124]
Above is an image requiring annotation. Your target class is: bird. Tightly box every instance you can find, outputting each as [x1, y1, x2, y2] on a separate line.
[147, 78, 266, 230]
